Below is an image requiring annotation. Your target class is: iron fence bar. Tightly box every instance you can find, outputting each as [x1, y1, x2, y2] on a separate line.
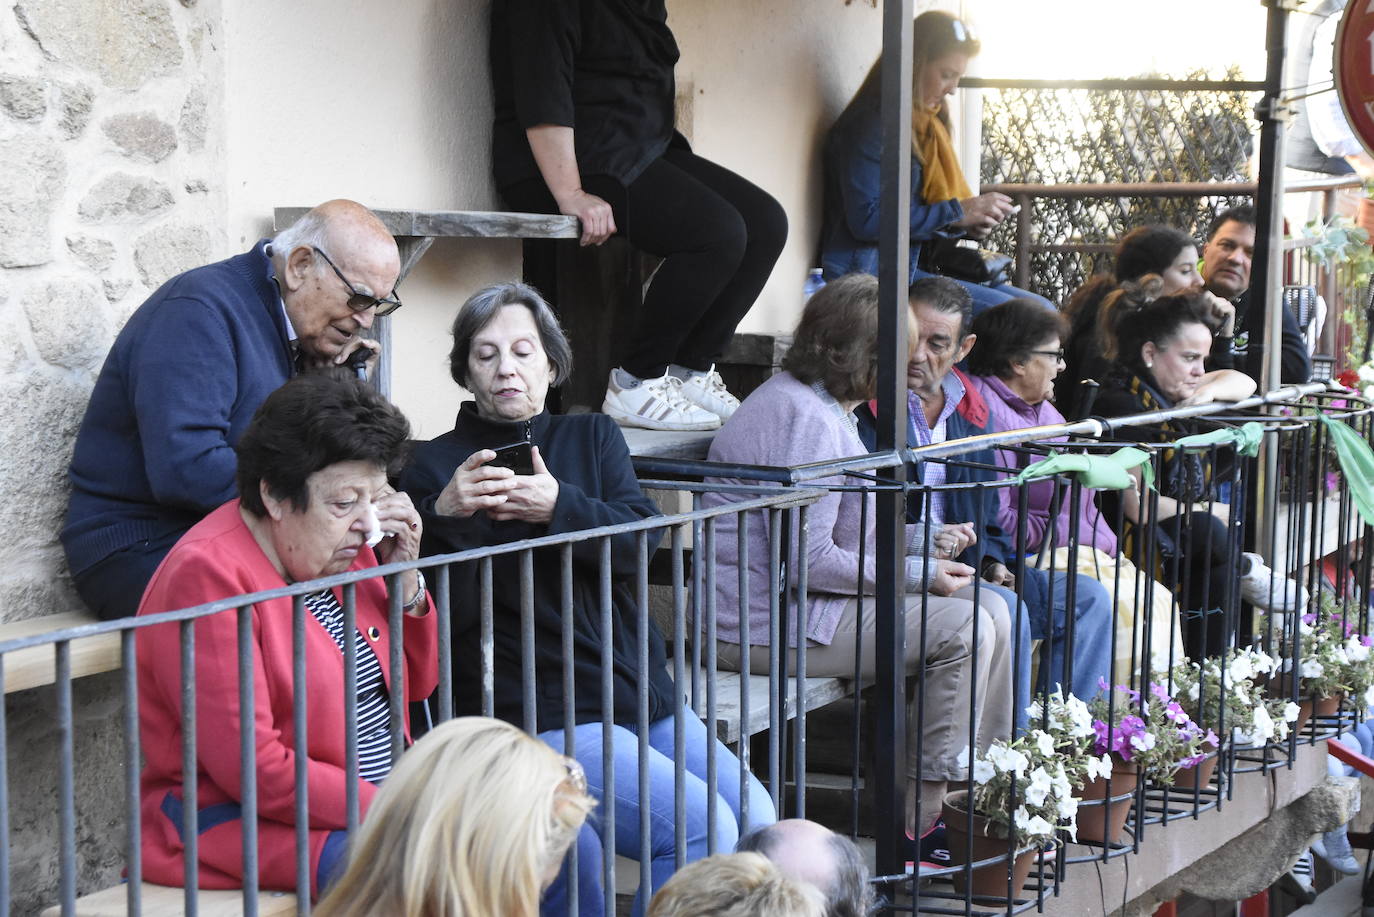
[387, 575, 405, 766]
[636, 531, 652, 896]
[598, 538, 616, 917]
[179, 621, 198, 917]
[704, 517, 720, 847]
[120, 630, 140, 917]
[237, 604, 259, 916]
[0, 654, 7, 917]
[767, 507, 783, 813]
[436, 563, 453, 723]
[560, 544, 579, 917]
[520, 551, 537, 733]
[675, 526, 690, 868]
[961, 77, 1268, 91]
[342, 583, 360, 832]
[292, 596, 310, 909]
[793, 503, 810, 820]
[980, 176, 1359, 197]
[56, 642, 75, 917]
[480, 558, 494, 719]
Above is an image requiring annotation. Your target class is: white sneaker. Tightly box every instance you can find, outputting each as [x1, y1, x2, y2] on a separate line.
[602, 369, 720, 432]
[1239, 552, 1309, 614]
[674, 365, 740, 421]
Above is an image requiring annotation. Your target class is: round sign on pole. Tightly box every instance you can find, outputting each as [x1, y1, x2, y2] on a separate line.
[1335, 0, 1374, 158]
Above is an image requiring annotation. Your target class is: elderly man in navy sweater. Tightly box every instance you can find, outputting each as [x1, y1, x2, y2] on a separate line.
[62, 199, 401, 619]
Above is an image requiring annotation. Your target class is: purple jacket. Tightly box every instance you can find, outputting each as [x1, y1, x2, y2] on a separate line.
[704, 372, 910, 646]
[968, 374, 1118, 555]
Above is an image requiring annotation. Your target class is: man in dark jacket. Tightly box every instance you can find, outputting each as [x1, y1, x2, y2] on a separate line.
[1202, 205, 1312, 387]
[857, 278, 1113, 724]
[62, 199, 400, 619]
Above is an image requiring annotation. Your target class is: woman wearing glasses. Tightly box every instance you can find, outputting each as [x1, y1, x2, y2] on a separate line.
[819, 10, 1052, 315]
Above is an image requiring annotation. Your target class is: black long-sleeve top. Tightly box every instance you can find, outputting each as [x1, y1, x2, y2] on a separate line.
[1208, 289, 1312, 387]
[490, 0, 680, 191]
[398, 403, 674, 732]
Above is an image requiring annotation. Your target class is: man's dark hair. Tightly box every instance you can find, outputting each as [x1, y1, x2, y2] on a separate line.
[737, 824, 873, 917]
[1204, 204, 1256, 242]
[236, 375, 411, 517]
[966, 298, 1067, 378]
[909, 276, 973, 338]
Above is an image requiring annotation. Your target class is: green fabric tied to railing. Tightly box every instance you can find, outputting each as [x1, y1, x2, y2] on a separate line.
[1014, 446, 1155, 492]
[1318, 414, 1374, 528]
[1174, 421, 1264, 457]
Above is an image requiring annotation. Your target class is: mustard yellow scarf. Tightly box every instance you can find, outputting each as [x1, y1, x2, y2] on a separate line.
[913, 107, 971, 204]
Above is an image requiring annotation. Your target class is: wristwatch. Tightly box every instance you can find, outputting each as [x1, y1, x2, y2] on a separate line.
[402, 570, 427, 610]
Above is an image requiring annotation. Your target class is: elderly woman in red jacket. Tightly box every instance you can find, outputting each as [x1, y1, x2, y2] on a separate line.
[136, 375, 438, 898]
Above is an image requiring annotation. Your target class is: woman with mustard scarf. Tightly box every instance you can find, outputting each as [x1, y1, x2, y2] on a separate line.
[820, 11, 1053, 315]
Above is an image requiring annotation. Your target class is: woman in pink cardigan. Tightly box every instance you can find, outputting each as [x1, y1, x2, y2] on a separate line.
[136, 376, 438, 898]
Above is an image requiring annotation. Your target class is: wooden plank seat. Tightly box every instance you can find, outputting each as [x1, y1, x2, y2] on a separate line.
[41, 883, 296, 916]
[695, 668, 861, 745]
[1, 611, 120, 694]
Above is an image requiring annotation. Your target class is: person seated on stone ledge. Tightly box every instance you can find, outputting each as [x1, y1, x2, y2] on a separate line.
[136, 375, 437, 899]
[63, 199, 401, 620]
[490, 0, 788, 433]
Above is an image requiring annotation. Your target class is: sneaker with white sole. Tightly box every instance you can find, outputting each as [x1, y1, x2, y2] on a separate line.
[674, 365, 740, 422]
[602, 369, 720, 432]
[1239, 552, 1309, 613]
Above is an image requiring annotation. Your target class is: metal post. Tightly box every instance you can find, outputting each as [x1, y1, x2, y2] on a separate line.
[874, 0, 913, 878]
[1253, 0, 1292, 565]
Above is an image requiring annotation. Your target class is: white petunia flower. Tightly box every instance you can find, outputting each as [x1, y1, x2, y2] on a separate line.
[1130, 731, 1156, 752]
[1229, 653, 1254, 684]
[1250, 703, 1275, 740]
[987, 743, 1029, 777]
[1284, 701, 1301, 723]
[1025, 767, 1052, 806]
[1085, 754, 1114, 781]
[1033, 730, 1056, 757]
[1301, 659, 1325, 679]
[1358, 363, 1374, 383]
[956, 746, 971, 769]
[973, 758, 996, 785]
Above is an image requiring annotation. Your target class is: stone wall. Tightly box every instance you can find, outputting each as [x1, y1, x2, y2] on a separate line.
[0, 0, 225, 910]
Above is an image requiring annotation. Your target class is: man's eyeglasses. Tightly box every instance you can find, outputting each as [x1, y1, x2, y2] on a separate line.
[1031, 348, 1066, 363]
[312, 246, 403, 317]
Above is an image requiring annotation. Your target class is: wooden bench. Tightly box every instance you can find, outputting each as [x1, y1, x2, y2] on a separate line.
[1, 611, 120, 694]
[694, 669, 861, 745]
[41, 883, 296, 916]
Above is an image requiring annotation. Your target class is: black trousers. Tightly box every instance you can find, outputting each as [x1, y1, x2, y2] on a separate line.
[72, 527, 184, 620]
[503, 146, 788, 379]
[1157, 511, 1235, 659]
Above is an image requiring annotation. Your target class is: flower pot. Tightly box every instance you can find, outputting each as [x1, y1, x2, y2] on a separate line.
[1295, 698, 1313, 736]
[941, 791, 1038, 900]
[1077, 758, 1139, 845]
[1173, 753, 1218, 790]
[1314, 693, 1343, 718]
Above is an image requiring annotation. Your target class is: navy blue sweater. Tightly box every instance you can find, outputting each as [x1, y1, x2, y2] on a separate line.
[63, 241, 293, 577]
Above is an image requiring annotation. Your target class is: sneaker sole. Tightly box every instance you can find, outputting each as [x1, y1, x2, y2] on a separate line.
[602, 404, 720, 432]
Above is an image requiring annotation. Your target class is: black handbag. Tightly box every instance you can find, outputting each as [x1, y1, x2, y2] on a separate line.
[919, 237, 1013, 288]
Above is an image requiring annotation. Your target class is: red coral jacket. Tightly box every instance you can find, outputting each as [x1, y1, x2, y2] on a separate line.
[135, 500, 438, 897]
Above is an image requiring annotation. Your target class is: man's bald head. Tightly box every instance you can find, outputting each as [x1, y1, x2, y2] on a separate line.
[270, 200, 401, 363]
[737, 819, 872, 917]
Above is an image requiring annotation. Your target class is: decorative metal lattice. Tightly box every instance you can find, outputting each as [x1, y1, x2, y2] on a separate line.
[978, 70, 1259, 305]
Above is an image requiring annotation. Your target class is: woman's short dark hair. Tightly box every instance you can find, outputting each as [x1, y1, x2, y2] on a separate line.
[1107, 281, 1217, 376]
[966, 298, 1067, 378]
[782, 273, 884, 403]
[237, 375, 412, 517]
[448, 282, 572, 389]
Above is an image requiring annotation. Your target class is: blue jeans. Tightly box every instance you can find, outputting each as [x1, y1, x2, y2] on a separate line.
[985, 568, 1113, 733]
[539, 706, 776, 917]
[910, 265, 1055, 317]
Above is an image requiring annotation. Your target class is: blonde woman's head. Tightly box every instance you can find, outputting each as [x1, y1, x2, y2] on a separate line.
[646, 853, 826, 917]
[314, 716, 594, 917]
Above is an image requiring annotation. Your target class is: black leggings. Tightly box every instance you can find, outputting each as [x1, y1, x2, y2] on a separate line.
[1156, 512, 1235, 658]
[503, 147, 788, 378]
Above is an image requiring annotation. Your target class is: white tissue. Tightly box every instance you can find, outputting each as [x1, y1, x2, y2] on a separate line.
[363, 504, 386, 548]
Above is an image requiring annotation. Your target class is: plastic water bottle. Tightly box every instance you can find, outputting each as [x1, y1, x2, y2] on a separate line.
[803, 268, 826, 305]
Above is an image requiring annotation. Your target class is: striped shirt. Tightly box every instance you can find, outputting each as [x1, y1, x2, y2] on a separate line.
[302, 590, 394, 783]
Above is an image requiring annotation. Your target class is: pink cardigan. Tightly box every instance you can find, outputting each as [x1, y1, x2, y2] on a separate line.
[968, 374, 1118, 555]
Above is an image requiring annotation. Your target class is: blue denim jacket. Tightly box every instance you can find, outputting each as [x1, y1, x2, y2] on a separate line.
[820, 91, 965, 283]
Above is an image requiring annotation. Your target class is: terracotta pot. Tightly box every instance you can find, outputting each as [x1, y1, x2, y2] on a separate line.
[1314, 693, 1343, 719]
[1358, 197, 1374, 238]
[1295, 698, 1313, 736]
[1173, 753, 1218, 790]
[941, 791, 1038, 900]
[1077, 757, 1139, 845]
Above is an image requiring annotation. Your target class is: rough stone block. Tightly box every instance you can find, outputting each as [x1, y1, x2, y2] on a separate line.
[56, 81, 93, 139]
[78, 173, 174, 223]
[0, 370, 93, 541]
[65, 235, 116, 273]
[179, 84, 206, 152]
[0, 73, 47, 121]
[102, 111, 177, 163]
[134, 222, 209, 290]
[21, 277, 110, 371]
[0, 135, 64, 267]
[102, 278, 132, 305]
[15, 0, 182, 90]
